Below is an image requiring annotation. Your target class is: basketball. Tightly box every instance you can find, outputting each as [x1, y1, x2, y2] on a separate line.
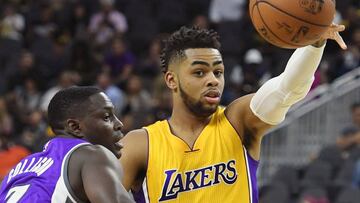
[249, 0, 335, 49]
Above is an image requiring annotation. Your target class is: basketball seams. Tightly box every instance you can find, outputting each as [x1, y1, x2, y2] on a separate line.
[254, 3, 305, 48]
[255, 0, 330, 27]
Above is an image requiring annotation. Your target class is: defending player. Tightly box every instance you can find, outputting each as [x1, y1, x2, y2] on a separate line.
[0, 86, 134, 203]
[120, 25, 346, 202]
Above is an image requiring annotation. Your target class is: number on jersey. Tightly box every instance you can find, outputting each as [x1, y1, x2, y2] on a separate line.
[5, 184, 30, 203]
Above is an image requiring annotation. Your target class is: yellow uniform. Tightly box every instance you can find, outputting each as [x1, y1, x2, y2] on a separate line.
[134, 107, 259, 203]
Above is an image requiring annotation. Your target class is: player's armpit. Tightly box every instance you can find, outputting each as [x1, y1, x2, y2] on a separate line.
[81, 145, 134, 203]
[120, 129, 148, 192]
[225, 94, 273, 160]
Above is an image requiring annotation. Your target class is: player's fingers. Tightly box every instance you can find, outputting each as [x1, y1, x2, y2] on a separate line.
[329, 23, 345, 32]
[330, 23, 345, 32]
[334, 32, 347, 50]
[336, 25, 346, 32]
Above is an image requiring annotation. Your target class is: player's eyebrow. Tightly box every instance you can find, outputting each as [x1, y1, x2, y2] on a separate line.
[191, 60, 223, 67]
[213, 60, 223, 66]
[191, 61, 210, 67]
[104, 106, 115, 111]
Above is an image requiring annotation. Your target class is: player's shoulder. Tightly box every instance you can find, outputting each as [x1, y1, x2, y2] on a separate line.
[123, 128, 148, 143]
[73, 144, 116, 164]
[121, 129, 148, 167]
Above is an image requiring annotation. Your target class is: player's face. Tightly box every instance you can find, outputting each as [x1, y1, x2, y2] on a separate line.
[81, 92, 124, 158]
[177, 48, 224, 117]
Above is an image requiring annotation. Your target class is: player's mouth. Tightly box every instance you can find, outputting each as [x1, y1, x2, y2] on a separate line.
[204, 90, 221, 104]
[114, 133, 124, 151]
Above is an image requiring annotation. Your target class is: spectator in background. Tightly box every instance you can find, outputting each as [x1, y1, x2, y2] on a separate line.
[0, 97, 13, 138]
[39, 71, 80, 113]
[68, 2, 90, 40]
[14, 77, 42, 115]
[103, 37, 135, 86]
[89, 0, 128, 48]
[19, 110, 48, 152]
[240, 48, 264, 95]
[0, 4, 25, 42]
[348, 102, 360, 129]
[68, 40, 99, 85]
[330, 45, 360, 80]
[41, 32, 71, 81]
[0, 4, 24, 93]
[0, 97, 30, 182]
[136, 36, 163, 80]
[28, 3, 57, 40]
[123, 74, 152, 113]
[336, 103, 360, 155]
[336, 127, 360, 157]
[97, 71, 126, 116]
[151, 75, 172, 121]
[209, 0, 246, 24]
[6, 50, 44, 92]
[122, 74, 153, 128]
[336, 103, 360, 189]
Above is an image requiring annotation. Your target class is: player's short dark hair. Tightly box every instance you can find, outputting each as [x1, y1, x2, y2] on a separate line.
[160, 26, 221, 73]
[48, 86, 102, 130]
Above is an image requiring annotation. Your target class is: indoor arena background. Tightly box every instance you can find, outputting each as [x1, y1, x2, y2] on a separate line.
[0, 0, 359, 202]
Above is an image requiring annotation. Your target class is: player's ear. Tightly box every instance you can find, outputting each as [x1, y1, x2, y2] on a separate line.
[66, 119, 83, 138]
[164, 71, 177, 91]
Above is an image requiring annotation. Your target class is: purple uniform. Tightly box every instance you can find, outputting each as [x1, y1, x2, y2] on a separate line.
[0, 138, 90, 203]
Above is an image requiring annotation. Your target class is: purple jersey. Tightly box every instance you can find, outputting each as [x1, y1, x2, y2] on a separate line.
[0, 137, 90, 203]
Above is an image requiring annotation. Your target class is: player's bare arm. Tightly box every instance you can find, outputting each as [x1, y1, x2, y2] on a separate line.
[225, 94, 271, 160]
[120, 129, 148, 191]
[225, 23, 347, 160]
[69, 145, 134, 203]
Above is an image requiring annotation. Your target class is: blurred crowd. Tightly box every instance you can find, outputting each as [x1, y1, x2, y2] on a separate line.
[260, 103, 360, 203]
[0, 0, 359, 188]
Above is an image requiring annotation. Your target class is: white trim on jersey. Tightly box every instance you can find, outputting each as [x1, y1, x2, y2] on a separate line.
[142, 178, 150, 203]
[243, 146, 253, 203]
[51, 143, 89, 203]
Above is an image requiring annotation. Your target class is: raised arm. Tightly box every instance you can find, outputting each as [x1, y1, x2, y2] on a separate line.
[80, 145, 134, 203]
[225, 24, 347, 159]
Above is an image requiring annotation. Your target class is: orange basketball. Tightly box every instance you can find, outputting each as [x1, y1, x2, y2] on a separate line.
[249, 0, 335, 49]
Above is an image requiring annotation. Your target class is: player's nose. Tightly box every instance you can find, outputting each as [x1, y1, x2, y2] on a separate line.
[113, 116, 124, 132]
[206, 72, 220, 87]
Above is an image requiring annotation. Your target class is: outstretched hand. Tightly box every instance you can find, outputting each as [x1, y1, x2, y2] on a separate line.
[319, 23, 347, 50]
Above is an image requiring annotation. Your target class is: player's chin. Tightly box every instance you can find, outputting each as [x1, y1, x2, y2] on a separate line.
[113, 142, 123, 159]
[201, 103, 219, 114]
[204, 104, 219, 111]
[202, 99, 220, 109]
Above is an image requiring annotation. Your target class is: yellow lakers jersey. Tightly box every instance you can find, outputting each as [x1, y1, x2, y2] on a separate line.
[136, 107, 259, 203]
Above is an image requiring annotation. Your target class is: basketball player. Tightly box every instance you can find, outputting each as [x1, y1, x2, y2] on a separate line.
[120, 25, 347, 202]
[0, 86, 133, 203]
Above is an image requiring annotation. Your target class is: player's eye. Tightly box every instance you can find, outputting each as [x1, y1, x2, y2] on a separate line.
[193, 70, 204, 77]
[104, 113, 111, 121]
[214, 70, 223, 77]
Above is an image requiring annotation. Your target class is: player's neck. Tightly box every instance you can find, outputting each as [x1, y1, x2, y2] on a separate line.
[168, 107, 211, 148]
[54, 130, 83, 140]
[169, 104, 212, 130]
